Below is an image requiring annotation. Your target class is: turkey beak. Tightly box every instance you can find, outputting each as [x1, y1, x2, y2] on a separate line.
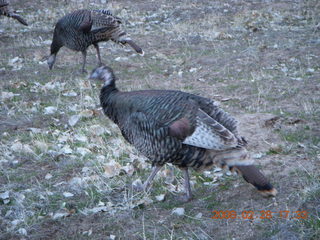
[47, 55, 56, 70]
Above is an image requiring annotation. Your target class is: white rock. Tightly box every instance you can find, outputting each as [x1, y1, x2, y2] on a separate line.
[89, 125, 108, 136]
[44, 106, 57, 115]
[68, 115, 81, 127]
[43, 40, 52, 45]
[27, 128, 42, 133]
[10, 142, 34, 154]
[15, 193, 25, 202]
[172, 207, 185, 216]
[45, 173, 52, 180]
[253, 153, 263, 159]
[307, 68, 315, 73]
[52, 211, 69, 219]
[11, 219, 21, 226]
[189, 67, 197, 73]
[214, 172, 223, 177]
[132, 178, 143, 189]
[18, 228, 27, 236]
[69, 177, 84, 186]
[195, 213, 202, 219]
[35, 141, 48, 152]
[76, 147, 91, 156]
[63, 192, 74, 198]
[1, 91, 20, 100]
[11, 142, 23, 152]
[8, 57, 23, 70]
[0, 191, 9, 200]
[74, 134, 88, 142]
[62, 91, 78, 97]
[155, 194, 166, 202]
[59, 145, 73, 154]
[110, 235, 116, 240]
[115, 57, 129, 62]
[82, 206, 108, 214]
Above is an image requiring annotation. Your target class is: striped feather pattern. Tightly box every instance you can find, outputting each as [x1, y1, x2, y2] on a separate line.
[91, 65, 277, 197]
[48, 9, 142, 71]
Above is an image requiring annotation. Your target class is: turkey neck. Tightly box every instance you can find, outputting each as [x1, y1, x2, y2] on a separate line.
[100, 82, 119, 123]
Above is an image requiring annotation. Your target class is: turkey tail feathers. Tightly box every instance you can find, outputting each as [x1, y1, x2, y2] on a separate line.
[123, 39, 144, 55]
[236, 165, 277, 197]
[11, 14, 28, 26]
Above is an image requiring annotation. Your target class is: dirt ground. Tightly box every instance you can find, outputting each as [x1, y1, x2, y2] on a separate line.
[0, 0, 319, 239]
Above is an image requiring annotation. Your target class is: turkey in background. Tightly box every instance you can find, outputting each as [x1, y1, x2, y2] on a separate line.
[0, 0, 28, 26]
[47, 9, 144, 73]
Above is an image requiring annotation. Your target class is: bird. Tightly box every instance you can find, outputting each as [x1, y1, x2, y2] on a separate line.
[89, 65, 277, 201]
[47, 9, 144, 73]
[0, 0, 28, 26]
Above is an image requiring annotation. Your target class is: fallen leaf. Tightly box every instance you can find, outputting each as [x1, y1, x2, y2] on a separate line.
[35, 141, 48, 152]
[104, 160, 121, 178]
[132, 178, 143, 190]
[89, 125, 110, 136]
[52, 210, 70, 219]
[74, 134, 88, 142]
[43, 106, 57, 115]
[62, 91, 78, 97]
[121, 164, 135, 176]
[68, 115, 81, 127]
[76, 147, 91, 156]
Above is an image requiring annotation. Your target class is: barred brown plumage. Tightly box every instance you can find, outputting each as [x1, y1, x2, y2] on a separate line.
[47, 9, 143, 73]
[90, 65, 277, 201]
[0, 0, 28, 26]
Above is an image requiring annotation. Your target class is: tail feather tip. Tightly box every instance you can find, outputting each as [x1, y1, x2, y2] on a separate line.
[139, 50, 145, 56]
[258, 188, 278, 197]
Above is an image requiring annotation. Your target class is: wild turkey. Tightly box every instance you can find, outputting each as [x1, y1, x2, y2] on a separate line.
[48, 9, 143, 73]
[90, 65, 277, 201]
[0, 0, 28, 26]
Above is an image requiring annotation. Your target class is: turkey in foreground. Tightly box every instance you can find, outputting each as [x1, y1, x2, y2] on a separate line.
[48, 9, 143, 73]
[90, 65, 277, 201]
[0, 0, 28, 26]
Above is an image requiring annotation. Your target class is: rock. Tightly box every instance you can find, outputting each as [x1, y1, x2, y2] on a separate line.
[155, 194, 166, 202]
[45, 173, 52, 180]
[172, 207, 185, 216]
[63, 192, 74, 198]
[18, 228, 27, 236]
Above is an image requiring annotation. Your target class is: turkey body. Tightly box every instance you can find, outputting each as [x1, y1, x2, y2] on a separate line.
[48, 9, 143, 72]
[91, 66, 277, 201]
[0, 0, 28, 26]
